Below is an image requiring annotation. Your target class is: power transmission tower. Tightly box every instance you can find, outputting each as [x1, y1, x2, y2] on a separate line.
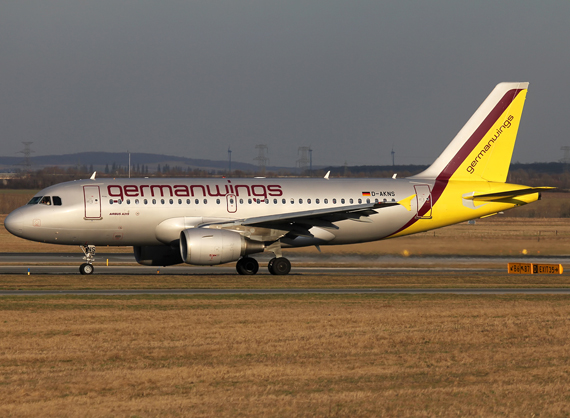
[253, 144, 269, 175]
[18, 142, 34, 171]
[296, 146, 310, 173]
[561, 146, 570, 164]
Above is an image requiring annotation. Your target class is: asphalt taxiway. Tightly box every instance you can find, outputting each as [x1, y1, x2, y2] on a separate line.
[1, 252, 569, 296]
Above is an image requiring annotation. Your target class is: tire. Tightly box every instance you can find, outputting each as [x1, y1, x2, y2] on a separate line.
[236, 257, 259, 275]
[79, 263, 94, 275]
[269, 257, 291, 275]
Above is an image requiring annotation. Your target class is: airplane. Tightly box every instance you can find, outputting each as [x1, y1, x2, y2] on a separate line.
[4, 82, 551, 276]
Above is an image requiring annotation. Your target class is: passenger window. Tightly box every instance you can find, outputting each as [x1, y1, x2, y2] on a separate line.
[333, 198, 337, 204]
[366, 198, 370, 204]
[161, 199, 165, 204]
[375, 199, 379, 203]
[299, 199, 303, 204]
[169, 199, 173, 204]
[135, 199, 139, 205]
[144, 199, 148, 205]
[203, 199, 207, 204]
[152, 199, 157, 204]
[248, 198, 252, 204]
[349, 198, 353, 204]
[52, 196, 62, 206]
[290, 198, 294, 204]
[239, 199, 244, 204]
[273, 199, 278, 204]
[358, 199, 362, 204]
[109, 199, 113, 205]
[341, 198, 345, 204]
[178, 199, 182, 204]
[316, 199, 320, 204]
[324, 199, 328, 204]
[282, 199, 286, 204]
[257, 199, 261, 204]
[195, 199, 199, 204]
[216, 199, 221, 204]
[265, 199, 269, 204]
[126, 199, 131, 205]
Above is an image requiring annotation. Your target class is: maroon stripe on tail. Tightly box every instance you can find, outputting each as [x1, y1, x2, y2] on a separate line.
[387, 88, 524, 238]
[437, 88, 524, 182]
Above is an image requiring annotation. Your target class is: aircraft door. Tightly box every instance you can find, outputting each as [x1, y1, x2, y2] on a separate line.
[84, 185, 102, 219]
[226, 194, 237, 213]
[414, 185, 432, 219]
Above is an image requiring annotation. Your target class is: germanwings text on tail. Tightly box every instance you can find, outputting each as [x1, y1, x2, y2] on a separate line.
[5, 82, 551, 275]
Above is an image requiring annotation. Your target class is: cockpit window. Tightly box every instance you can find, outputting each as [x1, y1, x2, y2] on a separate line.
[27, 196, 61, 206]
[27, 196, 43, 205]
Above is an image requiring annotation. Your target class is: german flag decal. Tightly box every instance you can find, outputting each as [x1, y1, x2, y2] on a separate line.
[362, 192, 371, 196]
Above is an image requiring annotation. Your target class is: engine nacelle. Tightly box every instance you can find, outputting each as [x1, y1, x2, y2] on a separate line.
[134, 245, 183, 266]
[180, 229, 265, 265]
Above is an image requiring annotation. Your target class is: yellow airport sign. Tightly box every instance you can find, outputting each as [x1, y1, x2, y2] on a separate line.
[533, 264, 563, 274]
[508, 263, 533, 274]
[508, 263, 563, 274]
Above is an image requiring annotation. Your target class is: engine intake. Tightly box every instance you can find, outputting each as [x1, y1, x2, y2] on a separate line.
[180, 228, 264, 265]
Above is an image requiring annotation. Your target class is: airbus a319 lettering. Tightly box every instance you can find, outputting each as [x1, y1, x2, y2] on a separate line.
[5, 82, 550, 275]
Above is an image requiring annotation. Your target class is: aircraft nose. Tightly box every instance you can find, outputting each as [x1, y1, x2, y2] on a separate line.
[4, 209, 24, 236]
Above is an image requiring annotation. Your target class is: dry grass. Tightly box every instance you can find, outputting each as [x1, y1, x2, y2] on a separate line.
[1, 271, 570, 290]
[1, 294, 570, 417]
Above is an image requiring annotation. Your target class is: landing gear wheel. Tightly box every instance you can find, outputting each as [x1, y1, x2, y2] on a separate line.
[79, 263, 94, 275]
[268, 257, 291, 275]
[236, 257, 259, 275]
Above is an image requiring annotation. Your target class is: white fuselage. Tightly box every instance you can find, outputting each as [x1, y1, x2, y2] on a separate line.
[5, 177, 430, 248]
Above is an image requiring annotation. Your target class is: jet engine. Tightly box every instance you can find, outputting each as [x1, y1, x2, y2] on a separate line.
[180, 228, 265, 265]
[134, 245, 183, 266]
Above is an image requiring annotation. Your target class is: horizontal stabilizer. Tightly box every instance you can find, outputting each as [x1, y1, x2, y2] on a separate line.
[463, 187, 554, 201]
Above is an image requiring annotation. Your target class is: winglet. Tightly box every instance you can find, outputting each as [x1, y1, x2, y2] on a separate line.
[398, 194, 416, 211]
[90, 172, 97, 180]
[324, 171, 330, 180]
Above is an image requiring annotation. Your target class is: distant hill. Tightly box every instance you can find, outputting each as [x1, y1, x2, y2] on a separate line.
[0, 152, 297, 173]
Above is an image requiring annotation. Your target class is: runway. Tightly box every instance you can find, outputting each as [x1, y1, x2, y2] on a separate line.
[1, 252, 569, 296]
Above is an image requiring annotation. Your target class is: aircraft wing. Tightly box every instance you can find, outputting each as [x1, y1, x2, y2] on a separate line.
[200, 201, 401, 241]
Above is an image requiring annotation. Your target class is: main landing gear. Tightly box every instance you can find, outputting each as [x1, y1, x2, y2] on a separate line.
[79, 245, 96, 275]
[235, 256, 291, 275]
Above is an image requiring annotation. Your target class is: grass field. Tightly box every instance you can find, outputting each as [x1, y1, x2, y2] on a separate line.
[1, 294, 570, 417]
[3, 192, 570, 416]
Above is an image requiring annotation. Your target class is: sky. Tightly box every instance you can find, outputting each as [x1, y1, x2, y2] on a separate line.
[1, 1, 569, 167]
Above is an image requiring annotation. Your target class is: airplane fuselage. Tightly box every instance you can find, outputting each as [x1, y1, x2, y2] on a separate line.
[5, 176, 537, 248]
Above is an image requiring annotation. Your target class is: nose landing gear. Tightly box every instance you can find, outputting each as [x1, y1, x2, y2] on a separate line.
[79, 245, 96, 275]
